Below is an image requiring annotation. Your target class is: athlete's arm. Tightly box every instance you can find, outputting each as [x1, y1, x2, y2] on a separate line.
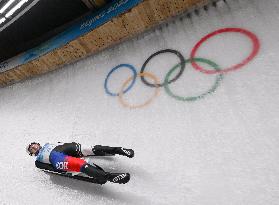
[35, 160, 58, 172]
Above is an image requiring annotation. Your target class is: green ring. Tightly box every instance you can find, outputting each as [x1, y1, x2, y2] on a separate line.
[163, 58, 223, 102]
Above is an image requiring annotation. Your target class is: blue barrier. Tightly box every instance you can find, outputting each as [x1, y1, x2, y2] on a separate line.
[0, 0, 143, 73]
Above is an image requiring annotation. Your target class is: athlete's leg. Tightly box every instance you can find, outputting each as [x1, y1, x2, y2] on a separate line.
[50, 151, 130, 184]
[55, 142, 134, 158]
[66, 156, 130, 184]
[92, 145, 134, 158]
[65, 156, 108, 183]
[56, 142, 114, 157]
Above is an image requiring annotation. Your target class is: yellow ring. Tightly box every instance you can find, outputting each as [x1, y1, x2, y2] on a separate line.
[118, 72, 160, 109]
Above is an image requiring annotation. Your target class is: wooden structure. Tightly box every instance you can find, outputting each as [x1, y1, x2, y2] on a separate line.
[0, 0, 212, 87]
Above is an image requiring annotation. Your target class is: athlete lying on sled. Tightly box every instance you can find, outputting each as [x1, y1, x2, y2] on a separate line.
[26, 142, 134, 184]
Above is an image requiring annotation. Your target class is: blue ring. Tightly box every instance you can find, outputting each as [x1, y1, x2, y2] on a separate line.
[104, 64, 137, 96]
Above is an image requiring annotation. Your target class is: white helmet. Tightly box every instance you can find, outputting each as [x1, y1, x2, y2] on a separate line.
[26, 142, 41, 156]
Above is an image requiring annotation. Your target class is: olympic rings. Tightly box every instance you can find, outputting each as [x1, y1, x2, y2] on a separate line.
[140, 49, 186, 87]
[164, 58, 223, 102]
[104, 27, 260, 108]
[190, 28, 260, 74]
[104, 64, 137, 96]
[118, 72, 160, 109]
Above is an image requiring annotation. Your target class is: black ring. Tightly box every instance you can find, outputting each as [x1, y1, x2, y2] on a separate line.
[140, 49, 186, 87]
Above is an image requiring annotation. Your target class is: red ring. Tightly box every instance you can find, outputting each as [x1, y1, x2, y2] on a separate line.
[190, 28, 260, 74]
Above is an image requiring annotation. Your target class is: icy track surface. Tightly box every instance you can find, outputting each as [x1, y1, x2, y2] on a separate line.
[1, 0, 279, 204]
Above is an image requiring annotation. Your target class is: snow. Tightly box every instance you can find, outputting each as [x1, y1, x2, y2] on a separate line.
[0, 0, 279, 204]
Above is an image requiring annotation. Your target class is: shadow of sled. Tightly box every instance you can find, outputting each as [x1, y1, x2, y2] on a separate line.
[35, 160, 106, 184]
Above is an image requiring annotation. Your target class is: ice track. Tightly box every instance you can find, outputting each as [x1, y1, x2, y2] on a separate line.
[0, 0, 279, 204]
